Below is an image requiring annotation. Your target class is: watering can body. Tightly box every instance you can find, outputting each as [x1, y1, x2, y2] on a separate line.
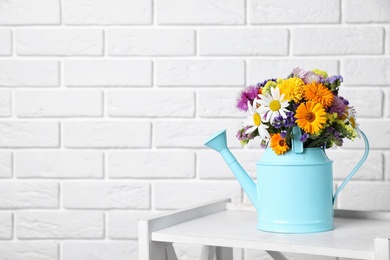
[256, 147, 333, 233]
[204, 128, 369, 233]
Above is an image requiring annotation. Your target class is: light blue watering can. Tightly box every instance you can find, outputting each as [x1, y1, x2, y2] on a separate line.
[204, 127, 369, 233]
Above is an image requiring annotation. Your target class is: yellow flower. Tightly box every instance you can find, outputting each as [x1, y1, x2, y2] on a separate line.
[277, 77, 305, 103]
[270, 133, 289, 155]
[262, 80, 277, 95]
[304, 82, 334, 108]
[312, 69, 328, 78]
[295, 101, 327, 134]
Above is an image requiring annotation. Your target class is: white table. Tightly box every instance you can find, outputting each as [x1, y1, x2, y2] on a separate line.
[138, 198, 390, 260]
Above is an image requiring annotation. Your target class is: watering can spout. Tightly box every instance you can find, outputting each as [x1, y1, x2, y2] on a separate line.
[204, 130, 259, 211]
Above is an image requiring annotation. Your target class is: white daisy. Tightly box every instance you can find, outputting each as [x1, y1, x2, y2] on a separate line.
[243, 99, 270, 141]
[257, 87, 290, 124]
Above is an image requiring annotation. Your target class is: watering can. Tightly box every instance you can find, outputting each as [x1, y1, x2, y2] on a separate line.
[204, 127, 369, 233]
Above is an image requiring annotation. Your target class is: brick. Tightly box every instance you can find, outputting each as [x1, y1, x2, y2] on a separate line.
[64, 60, 152, 87]
[198, 150, 263, 179]
[342, 59, 390, 85]
[388, 27, 390, 54]
[16, 29, 103, 56]
[247, 60, 339, 84]
[0, 90, 11, 117]
[63, 182, 150, 209]
[198, 89, 245, 118]
[0, 30, 12, 56]
[0, 151, 12, 178]
[0, 122, 59, 148]
[17, 211, 103, 239]
[107, 151, 195, 178]
[385, 152, 390, 181]
[16, 90, 102, 117]
[156, 0, 245, 25]
[62, 241, 137, 260]
[63, 0, 151, 25]
[156, 60, 245, 86]
[0, 60, 59, 87]
[108, 29, 195, 56]
[341, 120, 386, 149]
[200, 28, 288, 56]
[0, 182, 58, 209]
[336, 182, 390, 210]
[15, 151, 103, 178]
[107, 90, 195, 117]
[0, 212, 12, 239]
[0, 242, 58, 260]
[327, 150, 383, 181]
[63, 121, 151, 148]
[293, 27, 384, 55]
[154, 181, 242, 209]
[107, 211, 151, 239]
[0, 0, 60, 25]
[338, 88, 382, 118]
[154, 120, 242, 148]
[344, 0, 390, 23]
[250, 0, 339, 24]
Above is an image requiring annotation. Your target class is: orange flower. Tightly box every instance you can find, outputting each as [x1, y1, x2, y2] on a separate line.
[304, 82, 334, 108]
[270, 133, 289, 155]
[295, 101, 327, 134]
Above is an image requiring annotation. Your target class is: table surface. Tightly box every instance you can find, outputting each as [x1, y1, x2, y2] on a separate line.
[150, 203, 390, 260]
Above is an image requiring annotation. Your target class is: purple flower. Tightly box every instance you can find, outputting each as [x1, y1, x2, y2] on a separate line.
[327, 127, 343, 146]
[300, 132, 309, 142]
[257, 78, 277, 88]
[339, 96, 349, 106]
[272, 111, 296, 129]
[236, 85, 259, 111]
[281, 130, 287, 138]
[328, 75, 343, 84]
[329, 95, 346, 117]
[236, 126, 255, 141]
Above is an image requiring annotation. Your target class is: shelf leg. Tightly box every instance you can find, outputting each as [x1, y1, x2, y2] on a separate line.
[216, 246, 233, 260]
[200, 246, 216, 260]
[165, 243, 178, 260]
[375, 238, 390, 260]
[266, 250, 289, 260]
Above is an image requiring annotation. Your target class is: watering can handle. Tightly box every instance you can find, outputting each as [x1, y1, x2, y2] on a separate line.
[292, 126, 303, 154]
[332, 129, 369, 205]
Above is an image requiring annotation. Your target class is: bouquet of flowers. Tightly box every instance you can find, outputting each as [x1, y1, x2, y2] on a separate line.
[236, 68, 359, 155]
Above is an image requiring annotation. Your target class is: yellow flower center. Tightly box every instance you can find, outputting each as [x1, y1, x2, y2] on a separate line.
[269, 100, 281, 111]
[253, 113, 261, 126]
[305, 112, 316, 122]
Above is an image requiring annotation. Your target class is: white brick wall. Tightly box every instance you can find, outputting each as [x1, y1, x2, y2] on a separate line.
[0, 0, 389, 259]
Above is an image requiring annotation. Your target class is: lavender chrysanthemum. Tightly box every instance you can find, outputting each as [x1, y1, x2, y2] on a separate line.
[291, 67, 307, 79]
[236, 85, 259, 111]
[303, 71, 321, 84]
[329, 96, 346, 117]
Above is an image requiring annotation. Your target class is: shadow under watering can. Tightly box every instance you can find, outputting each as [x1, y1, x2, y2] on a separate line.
[204, 126, 369, 233]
